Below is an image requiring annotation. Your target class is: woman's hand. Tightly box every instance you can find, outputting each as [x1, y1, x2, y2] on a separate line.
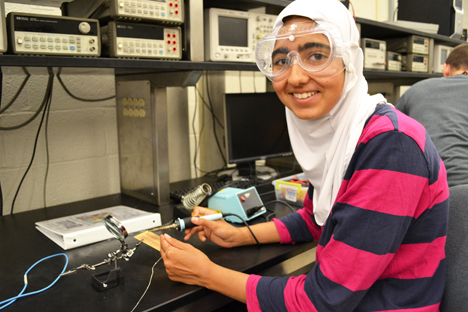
[160, 233, 213, 286]
[183, 207, 249, 248]
[160, 233, 249, 303]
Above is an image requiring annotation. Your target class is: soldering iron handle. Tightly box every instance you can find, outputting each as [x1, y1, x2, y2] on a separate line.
[178, 213, 224, 231]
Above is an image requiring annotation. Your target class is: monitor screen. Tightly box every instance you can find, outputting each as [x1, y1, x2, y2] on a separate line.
[224, 93, 293, 175]
[218, 16, 248, 47]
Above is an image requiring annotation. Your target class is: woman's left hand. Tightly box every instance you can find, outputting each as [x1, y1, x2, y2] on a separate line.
[160, 233, 213, 286]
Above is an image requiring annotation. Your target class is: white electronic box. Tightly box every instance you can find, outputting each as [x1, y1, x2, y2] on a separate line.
[7, 13, 100, 56]
[204, 8, 276, 63]
[432, 44, 454, 73]
[386, 35, 430, 55]
[62, 0, 183, 25]
[402, 54, 429, 72]
[0, 1, 7, 53]
[386, 51, 402, 71]
[361, 38, 386, 70]
[101, 21, 181, 59]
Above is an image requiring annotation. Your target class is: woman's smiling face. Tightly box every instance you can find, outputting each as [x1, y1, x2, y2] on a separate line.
[272, 16, 346, 120]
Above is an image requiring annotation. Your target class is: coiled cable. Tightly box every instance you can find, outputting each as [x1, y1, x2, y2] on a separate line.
[0, 253, 68, 310]
[181, 183, 212, 209]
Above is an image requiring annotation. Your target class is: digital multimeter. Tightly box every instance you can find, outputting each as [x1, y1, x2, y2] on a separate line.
[101, 21, 181, 59]
[62, 0, 184, 25]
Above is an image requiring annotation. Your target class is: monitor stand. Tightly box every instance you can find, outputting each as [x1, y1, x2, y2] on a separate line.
[236, 162, 256, 178]
[232, 162, 277, 181]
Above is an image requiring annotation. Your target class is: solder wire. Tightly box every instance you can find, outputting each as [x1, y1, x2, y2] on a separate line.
[130, 246, 171, 312]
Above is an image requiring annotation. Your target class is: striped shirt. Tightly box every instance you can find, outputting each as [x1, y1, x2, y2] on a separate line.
[246, 105, 449, 311]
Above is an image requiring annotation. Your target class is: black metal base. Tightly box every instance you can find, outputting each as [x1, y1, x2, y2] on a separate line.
[92, 268, 125, 291]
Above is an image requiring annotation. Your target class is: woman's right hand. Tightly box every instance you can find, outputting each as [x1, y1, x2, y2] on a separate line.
[183, 206, 249, 248]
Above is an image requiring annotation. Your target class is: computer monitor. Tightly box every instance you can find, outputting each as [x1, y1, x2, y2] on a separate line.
[397, 0, 464, 38]
[224, 92, 293, 177]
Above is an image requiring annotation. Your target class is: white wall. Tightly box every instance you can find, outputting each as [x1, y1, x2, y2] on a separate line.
[464, 0, 468, 29]
[0, 4, 120, 215]
[349, 0, 378, 20]
[0, 68, 120, 214]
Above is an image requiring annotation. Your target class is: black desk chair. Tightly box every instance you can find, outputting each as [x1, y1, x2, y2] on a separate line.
[440, 184, 468, 311]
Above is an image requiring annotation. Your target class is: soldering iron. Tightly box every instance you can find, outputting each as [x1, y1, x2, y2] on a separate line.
[149, 212, 261, 245]
[150, 213, 224, 232]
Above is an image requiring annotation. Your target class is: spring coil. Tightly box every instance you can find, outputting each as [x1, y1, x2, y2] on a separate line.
[181, 183, 213, 209]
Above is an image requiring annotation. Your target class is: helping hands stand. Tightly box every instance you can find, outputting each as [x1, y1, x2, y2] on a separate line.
[90, 239, 143, 290]
[60, 215, 142, 291]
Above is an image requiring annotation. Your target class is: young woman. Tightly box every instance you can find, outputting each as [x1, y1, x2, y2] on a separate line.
[160, 0, 449, 310]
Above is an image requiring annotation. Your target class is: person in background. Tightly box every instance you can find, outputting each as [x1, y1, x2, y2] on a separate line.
[396, 43, 468, 187]
[159, 0, 449, 311]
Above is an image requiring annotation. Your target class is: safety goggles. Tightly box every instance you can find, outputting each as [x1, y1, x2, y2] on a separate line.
[255, 21, 347, 82]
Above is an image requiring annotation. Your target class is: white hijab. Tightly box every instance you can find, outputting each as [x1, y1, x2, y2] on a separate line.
[276, 0, 387, 225]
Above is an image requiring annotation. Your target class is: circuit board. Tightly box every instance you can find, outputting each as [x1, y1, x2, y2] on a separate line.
[135, 231, 161, 251]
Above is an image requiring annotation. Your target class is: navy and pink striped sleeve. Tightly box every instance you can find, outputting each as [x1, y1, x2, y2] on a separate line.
[246, 106, 449, 311]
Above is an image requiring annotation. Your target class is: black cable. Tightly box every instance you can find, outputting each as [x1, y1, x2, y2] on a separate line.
[272, 158, 297, 177]
[56, 68, 116, 102]
[0, 70, 50, 131]
[193, 86, 212, 175]
[264, 200, 296, 214]
[10, 68, 54, 215]
[191, 87, 200, 178]
[195, 84, 223, 129]
[0, 67, 31, 115]
[43, 82, 53, 209]
[0, 179, 3, 216]
[204, 74, 227, 166]
[259, 209, 277, 222]
[203, 166, 234, 177]
[223, 213, 260, 245]
[194, 84, 226, 174]
[254, 199, 298, 222]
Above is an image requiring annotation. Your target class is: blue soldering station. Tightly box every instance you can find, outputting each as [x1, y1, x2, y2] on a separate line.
[207, 187, 266, 223]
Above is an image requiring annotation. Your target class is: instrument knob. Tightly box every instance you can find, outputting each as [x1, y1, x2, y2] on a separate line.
[78, 22, 91, 34]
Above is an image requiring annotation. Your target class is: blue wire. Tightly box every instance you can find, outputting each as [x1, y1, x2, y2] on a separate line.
[0, 253, 68, 310]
